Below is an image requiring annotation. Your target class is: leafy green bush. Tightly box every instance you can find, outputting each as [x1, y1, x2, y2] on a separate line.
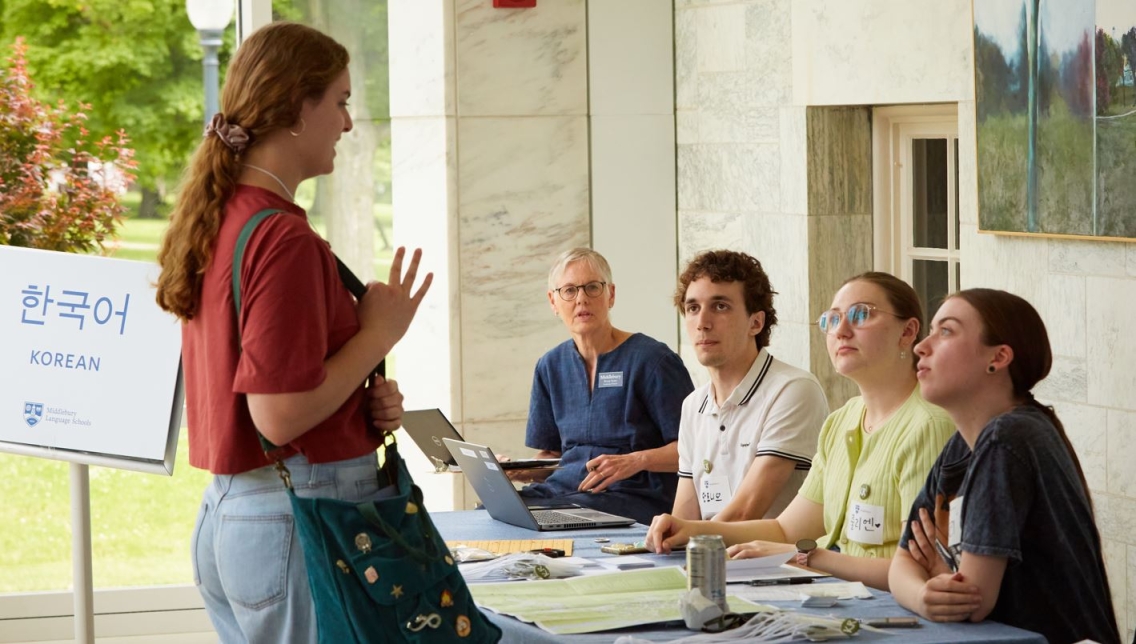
[0, 37, 136, 253]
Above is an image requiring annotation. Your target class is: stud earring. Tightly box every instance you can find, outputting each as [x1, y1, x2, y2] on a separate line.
[986, 364, 996, 374]
[289, 118, 306, 137]
[899, 350, 907, 360]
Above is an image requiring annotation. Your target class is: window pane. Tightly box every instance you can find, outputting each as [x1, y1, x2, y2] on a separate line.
[954, 138, 960, 250]
[913, 259, 950, 324]
[955, 262, 961, 291]
[275, 0, 394, 285]
[912, 138, 949, 249]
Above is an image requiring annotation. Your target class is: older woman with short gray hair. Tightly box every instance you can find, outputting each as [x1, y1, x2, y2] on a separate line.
[515, 247, 694, 525]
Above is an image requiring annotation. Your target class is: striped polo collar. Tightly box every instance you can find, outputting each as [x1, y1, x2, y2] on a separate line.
[697, 349, 774, 414]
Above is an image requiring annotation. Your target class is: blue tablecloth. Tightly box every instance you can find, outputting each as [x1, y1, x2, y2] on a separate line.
[430, 510, 1045, 644]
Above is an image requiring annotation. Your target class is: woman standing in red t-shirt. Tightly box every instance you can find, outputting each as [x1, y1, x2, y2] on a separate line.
[155, 22, 430, 643]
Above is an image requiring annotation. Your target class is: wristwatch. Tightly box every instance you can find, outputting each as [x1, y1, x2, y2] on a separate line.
[795, 538, 817, 568]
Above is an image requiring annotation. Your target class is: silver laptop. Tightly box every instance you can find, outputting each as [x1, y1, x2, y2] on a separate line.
[443, 438, 636, 531]
[402, 409, 559, 472]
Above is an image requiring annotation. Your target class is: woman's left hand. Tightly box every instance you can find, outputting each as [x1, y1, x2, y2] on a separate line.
[367, 375, 404, 433]
[908, 508, 953, 577]
[578, 453, 643, 493]
[726, 540, 794, 559]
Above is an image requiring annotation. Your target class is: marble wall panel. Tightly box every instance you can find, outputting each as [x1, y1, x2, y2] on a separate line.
[1108, 410, 1136, 499]
[389, 0, 454, 118]
[1128, 545, 1136, 642]
[1033, 356, 1087, 404]
[780, 107, 808, 216]
[806, 215, 872, 408]
[806, 107, 873, 217]
[696, 73, 778, 144]
[675, 6, 698, 110]
[959, 224, 1050, 308]
[1049, 239, 1128, 276]
[677, 210, 747, 268]
[1098, 493, 1136, 551]
[677, 144, 780, 213]
[457, 116, 590, 422]
[392, 117, 461, 415]
[1087, 277, 1136, 409]
[588, 0, 674, 116]
[773, 321, 815, 379]
[1127, 247, 1136, 278]
[744, 0, 791, 107]
[695, 4, 747, 73]
[454, 0, 587, 116]
[790, 0, 973, 106]
[957, 101, 979, 226]
[1053, 402, 1107, 493]
[591, 115, 679, 350]
[677, 109, 699, 145]
[1102, 538, 1127, 639]
[746, 213, 811, 325]
[1046, 274, 1086, 359]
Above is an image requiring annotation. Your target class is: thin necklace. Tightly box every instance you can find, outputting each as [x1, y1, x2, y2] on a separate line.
[243, 164, 295, 202]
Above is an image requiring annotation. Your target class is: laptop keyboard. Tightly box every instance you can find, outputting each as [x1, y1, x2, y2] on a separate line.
[531, 509, 593, 528]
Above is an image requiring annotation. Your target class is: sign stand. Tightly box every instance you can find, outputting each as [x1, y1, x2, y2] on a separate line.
[70, 463, 95, 644]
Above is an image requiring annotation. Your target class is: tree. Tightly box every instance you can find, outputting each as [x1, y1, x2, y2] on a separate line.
[1122, 28, 1136, 107]
[1, 0, 234, 217]
[0, 38, 136, 252]
[1095, 28, 1124, 115]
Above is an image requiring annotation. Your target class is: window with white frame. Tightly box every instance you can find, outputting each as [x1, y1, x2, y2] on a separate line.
[872, 105, 960, 324]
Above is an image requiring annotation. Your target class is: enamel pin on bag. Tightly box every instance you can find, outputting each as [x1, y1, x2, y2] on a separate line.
[233, 209, 501, 643]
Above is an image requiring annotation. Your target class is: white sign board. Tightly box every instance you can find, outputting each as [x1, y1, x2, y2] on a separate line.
[0, 246, 183, 474]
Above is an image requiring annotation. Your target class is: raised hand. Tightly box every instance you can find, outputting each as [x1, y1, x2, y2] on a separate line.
[356, 247, 433, 356]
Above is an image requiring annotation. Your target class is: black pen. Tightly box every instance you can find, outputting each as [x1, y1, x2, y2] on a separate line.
[748, 577, 815, 586]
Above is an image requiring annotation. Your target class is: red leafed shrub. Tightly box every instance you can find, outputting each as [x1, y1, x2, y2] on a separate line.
[0, 37, 136, 253]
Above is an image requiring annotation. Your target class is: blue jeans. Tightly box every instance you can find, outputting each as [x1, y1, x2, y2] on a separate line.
[191, 452, 381, 644]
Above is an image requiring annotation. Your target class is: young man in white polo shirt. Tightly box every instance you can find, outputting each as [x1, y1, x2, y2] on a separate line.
[672, 250, 828, 522]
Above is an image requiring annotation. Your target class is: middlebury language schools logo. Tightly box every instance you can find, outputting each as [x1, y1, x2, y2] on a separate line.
[24, 402, 44, 428]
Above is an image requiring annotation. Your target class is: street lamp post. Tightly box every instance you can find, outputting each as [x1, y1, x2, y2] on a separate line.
[186, 0, 234, 126]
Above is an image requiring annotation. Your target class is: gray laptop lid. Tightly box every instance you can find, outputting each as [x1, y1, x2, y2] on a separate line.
[443, 438, 635, 532]
[401, 409, 461, 468]
[403, 409, 559, 471]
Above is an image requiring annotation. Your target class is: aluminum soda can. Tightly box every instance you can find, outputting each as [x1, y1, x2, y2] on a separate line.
[686, 534, 727, 611]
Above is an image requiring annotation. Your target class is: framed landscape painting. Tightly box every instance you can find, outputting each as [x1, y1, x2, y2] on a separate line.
[974, 0, 1136, 239]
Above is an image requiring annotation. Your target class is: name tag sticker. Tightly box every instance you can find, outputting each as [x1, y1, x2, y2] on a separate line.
[699, 474, 729, 517]
[597, 372, 624, 388]
[846, 501, 886, 545]
[948, 495, 964, 548]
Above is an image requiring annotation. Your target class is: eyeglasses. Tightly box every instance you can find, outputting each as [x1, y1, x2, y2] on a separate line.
[815, 303, 903, 335]
[553, 281, 607, 301]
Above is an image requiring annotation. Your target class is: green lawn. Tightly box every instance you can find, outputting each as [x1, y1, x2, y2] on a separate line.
[0, 433, 210, 592]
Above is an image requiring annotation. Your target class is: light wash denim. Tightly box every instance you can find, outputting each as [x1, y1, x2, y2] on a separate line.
[191, 452, 382, 644]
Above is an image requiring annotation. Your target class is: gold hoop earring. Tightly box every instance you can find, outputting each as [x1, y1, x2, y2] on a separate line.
[289, 118, 306, 137]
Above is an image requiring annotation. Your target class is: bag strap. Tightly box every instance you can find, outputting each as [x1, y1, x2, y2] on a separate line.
[231, 208, 391, 462]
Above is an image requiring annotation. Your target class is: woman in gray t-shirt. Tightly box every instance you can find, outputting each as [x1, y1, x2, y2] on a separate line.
[890, 289, 1119, 644]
